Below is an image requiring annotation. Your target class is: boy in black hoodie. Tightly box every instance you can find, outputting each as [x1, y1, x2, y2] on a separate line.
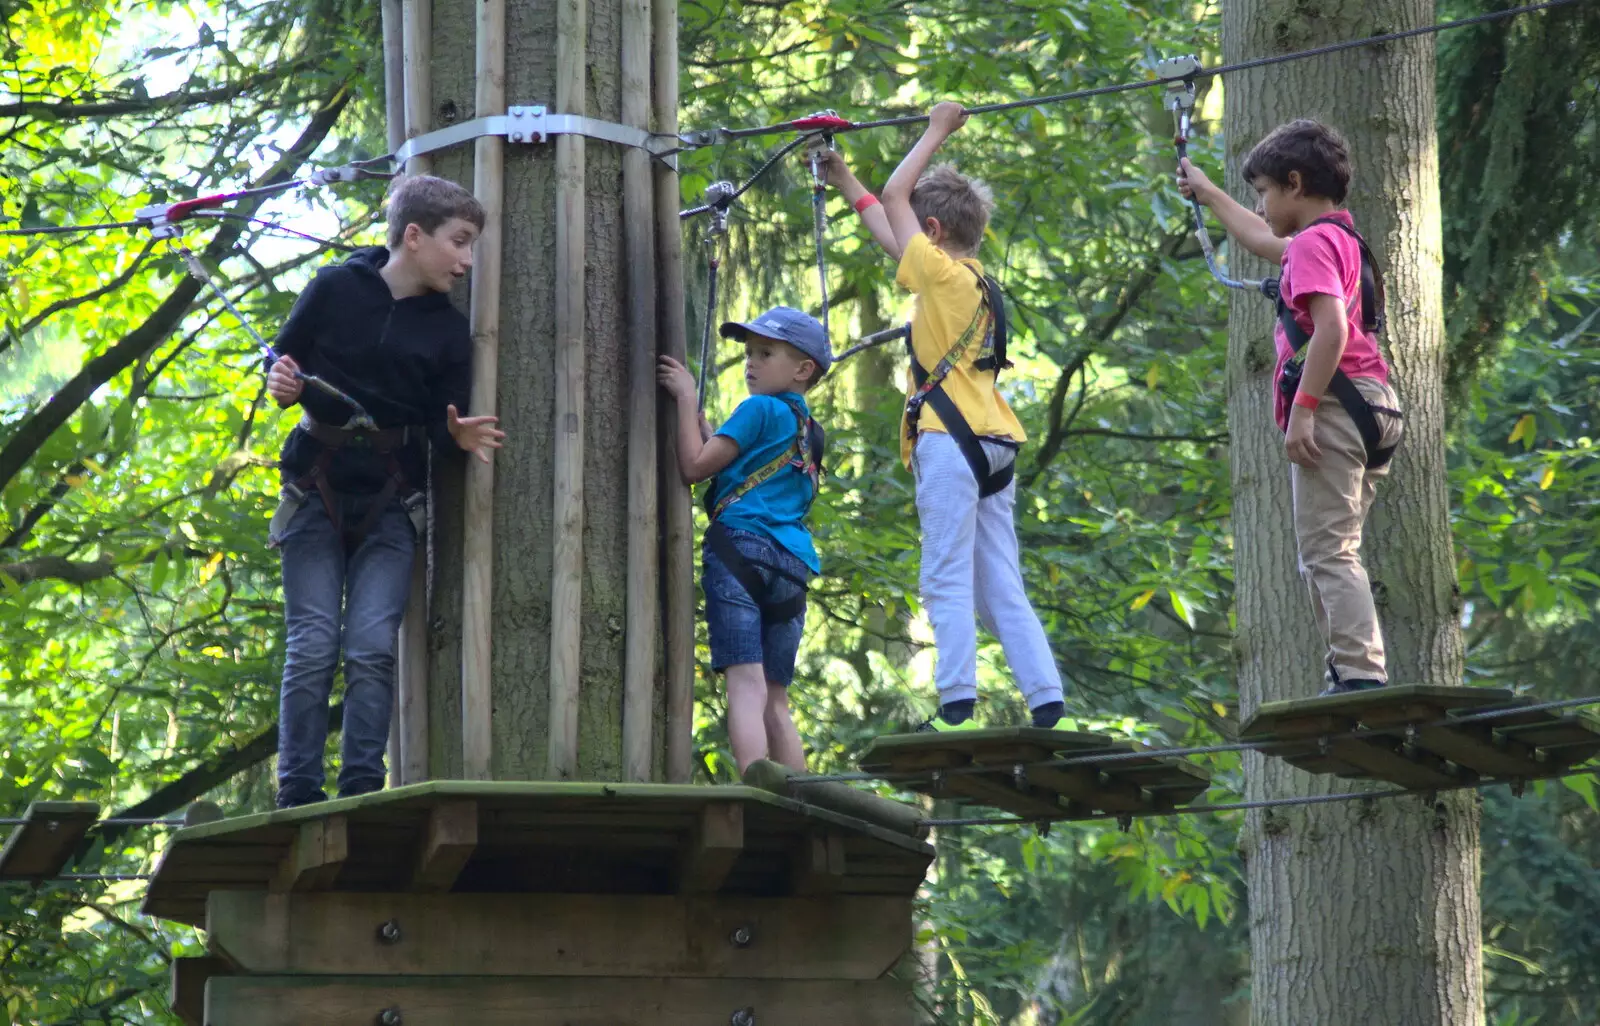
[264, 175, 503, 808]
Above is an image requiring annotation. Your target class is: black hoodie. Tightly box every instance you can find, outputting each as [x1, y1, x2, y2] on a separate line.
[275, 246, 471, 493]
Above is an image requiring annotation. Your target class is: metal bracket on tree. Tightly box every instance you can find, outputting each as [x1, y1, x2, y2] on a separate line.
[395, 105, 679, 165]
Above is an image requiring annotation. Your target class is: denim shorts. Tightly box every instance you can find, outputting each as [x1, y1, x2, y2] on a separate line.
[702, 527, 810, 686]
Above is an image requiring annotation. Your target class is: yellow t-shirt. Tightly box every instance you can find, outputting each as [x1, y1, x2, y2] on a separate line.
[895, 233, 1026, 469]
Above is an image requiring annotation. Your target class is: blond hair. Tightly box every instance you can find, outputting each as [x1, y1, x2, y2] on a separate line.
[911, 164, 994, 253]
[385, 174, 486, 247]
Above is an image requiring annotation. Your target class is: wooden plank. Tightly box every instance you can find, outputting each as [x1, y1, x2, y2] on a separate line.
[204, 975, 913, 1026]
[170, 956, 228, 1026]
[940, 769, 1067, 819]
[1321, 737, 1465, 790]
[679, 802, 743, 893]
[0, 801, 100, 880]
[1245, 684, 1515, 735]
[204, 891, 912, 980]
[409, 800, 476, 892]
[272, 816, 348, 892]
[858, 728, 1112, 773]
[789, 832, 847, 895]
[1401, 723, 1548, 780]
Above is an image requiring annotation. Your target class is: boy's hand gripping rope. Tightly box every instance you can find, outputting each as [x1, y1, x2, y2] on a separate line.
[1156, 56, 1273, 297]
[696, 182, 736, 410]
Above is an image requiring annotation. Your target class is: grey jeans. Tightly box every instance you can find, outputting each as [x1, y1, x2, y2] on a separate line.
[275, 491, 415, 808]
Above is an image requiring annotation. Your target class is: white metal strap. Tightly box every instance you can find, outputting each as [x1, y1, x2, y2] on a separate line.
[395, 105, 673, 165]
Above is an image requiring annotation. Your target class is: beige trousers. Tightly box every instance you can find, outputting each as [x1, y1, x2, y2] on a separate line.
[1289, 376, 1405, 683]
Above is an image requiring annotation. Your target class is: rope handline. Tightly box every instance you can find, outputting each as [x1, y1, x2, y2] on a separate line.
[798, 692, 1600, 786]
[679, 135, 811, 220]
[173, 243, 378, 430]
[695, 182, 736, 409]
[804, 122, 837, 340]
[834, 324, 910, 363]
[685, 0, 1581, 150]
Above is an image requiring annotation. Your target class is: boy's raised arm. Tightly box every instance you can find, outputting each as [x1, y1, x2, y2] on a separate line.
[1177, 158, 1287, 265]
[881, 102, 968, 253]
[821, 151, 900, 260]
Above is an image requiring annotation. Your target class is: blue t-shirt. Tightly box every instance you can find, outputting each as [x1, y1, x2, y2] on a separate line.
[709, 392, 820, 573]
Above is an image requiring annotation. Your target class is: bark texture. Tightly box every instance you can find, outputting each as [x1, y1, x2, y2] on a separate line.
[1221, 2, 1480, 1023]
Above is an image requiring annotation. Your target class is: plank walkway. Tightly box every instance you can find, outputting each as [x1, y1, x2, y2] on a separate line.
[1241, 685, 1600, 790]
[858, 728, 1211, 821]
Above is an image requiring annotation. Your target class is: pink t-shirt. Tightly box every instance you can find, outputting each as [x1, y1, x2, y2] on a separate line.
[1273, 209, 1391, 430]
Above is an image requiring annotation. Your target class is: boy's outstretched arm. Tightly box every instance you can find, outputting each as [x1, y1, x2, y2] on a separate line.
[881, 102, 968, 252]
[1177, 158, 1286, 265]
[819, 151, 900, 260]
[657, 355, 739, 484]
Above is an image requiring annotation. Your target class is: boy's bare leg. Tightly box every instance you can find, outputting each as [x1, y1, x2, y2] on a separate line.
[763, 683, 806, 771]
[725, 663, 770, 772]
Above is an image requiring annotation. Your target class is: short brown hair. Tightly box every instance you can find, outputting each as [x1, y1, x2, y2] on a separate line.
[911, 164, 994, 253]
[386, 174, 486, 247]
[1242, 119, 1352, 204]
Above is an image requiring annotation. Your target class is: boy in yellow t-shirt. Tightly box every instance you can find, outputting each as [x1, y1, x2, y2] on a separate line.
[824, 102, 1066, 731]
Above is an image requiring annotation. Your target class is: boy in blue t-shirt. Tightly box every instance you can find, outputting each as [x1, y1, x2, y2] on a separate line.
[658, 306, 832, 773]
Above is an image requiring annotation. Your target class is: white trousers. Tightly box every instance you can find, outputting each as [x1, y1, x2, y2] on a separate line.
[913, 432, 1065, 710]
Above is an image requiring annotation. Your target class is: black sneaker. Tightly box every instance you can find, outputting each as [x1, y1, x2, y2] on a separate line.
[1317, 678, 1386, 698]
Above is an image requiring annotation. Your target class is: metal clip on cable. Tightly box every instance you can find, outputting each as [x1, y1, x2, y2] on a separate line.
[696, 181, 736, 409]
[1156, 56, 1266, 295]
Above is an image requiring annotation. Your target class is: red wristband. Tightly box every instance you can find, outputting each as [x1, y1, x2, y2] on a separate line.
[853, 193, 880, 214]
[1293, 391, 1320, 411]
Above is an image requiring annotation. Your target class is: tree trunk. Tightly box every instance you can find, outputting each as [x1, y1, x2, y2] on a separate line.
[419, 0, 671, 781]
[1221, 2, 1480, 1023]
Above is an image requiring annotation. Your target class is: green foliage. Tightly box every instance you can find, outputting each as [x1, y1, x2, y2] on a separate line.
[1, 0, 1598, 1022]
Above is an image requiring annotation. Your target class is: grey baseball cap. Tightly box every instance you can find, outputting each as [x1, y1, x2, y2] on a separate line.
[721, 305, 833, 374]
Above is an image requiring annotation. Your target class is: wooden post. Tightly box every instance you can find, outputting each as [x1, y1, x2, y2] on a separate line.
[400, 0, 432, 176]
[546, 0, 587, 781]
[459, 0, 505, 782]
[385, 0, 431, 790]
[620, 0, 657, 781]
[652, 0, 694, 784]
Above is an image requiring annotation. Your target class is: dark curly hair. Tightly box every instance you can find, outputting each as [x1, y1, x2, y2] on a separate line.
[1242, 119, 1352, 204]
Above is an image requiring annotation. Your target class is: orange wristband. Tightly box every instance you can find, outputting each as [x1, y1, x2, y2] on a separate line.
[1293, 391, 1320, 411]
[853, 194, 880, 214]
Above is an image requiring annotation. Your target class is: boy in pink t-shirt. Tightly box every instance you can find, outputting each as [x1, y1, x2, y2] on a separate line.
[1179, 119, 1405, 696]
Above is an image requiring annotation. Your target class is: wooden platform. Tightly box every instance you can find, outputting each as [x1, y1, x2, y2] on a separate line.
[142, 780, 935, 927]
[857, 728, 1211, 821]
[146, 782, 931, 1026]
[0, 801, 100, 881]
[1240, 685, 1600, 790]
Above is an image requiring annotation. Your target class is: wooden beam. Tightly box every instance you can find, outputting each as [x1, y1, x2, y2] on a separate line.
[203, 891, 912, 979]
[170, 956, 229, 1026]
[459, 0, 506, 782]
[410, 800, 477, 892]
[653, 0, 693, 786]
[619, 0, 659, 785]
[678, 802, 742, 893]
[272, 816, 348, 892]
[744, 760, 926, 837]
[0, 801, 100, 880]
[399, 0, 432, 175]
[790, 832, 847, 896]
[202, 975, 914, 1026]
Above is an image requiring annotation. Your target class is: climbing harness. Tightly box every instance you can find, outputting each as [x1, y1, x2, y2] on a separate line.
[703, 395, 824, 624]
[269, 416, 427, 551]
[1273, 217, 1404, 469]
[695, 181, 736, 409]
[1156, 55, 1273, 297]
[905, 268, 1016, 497]
[803, 116, 838, 340]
